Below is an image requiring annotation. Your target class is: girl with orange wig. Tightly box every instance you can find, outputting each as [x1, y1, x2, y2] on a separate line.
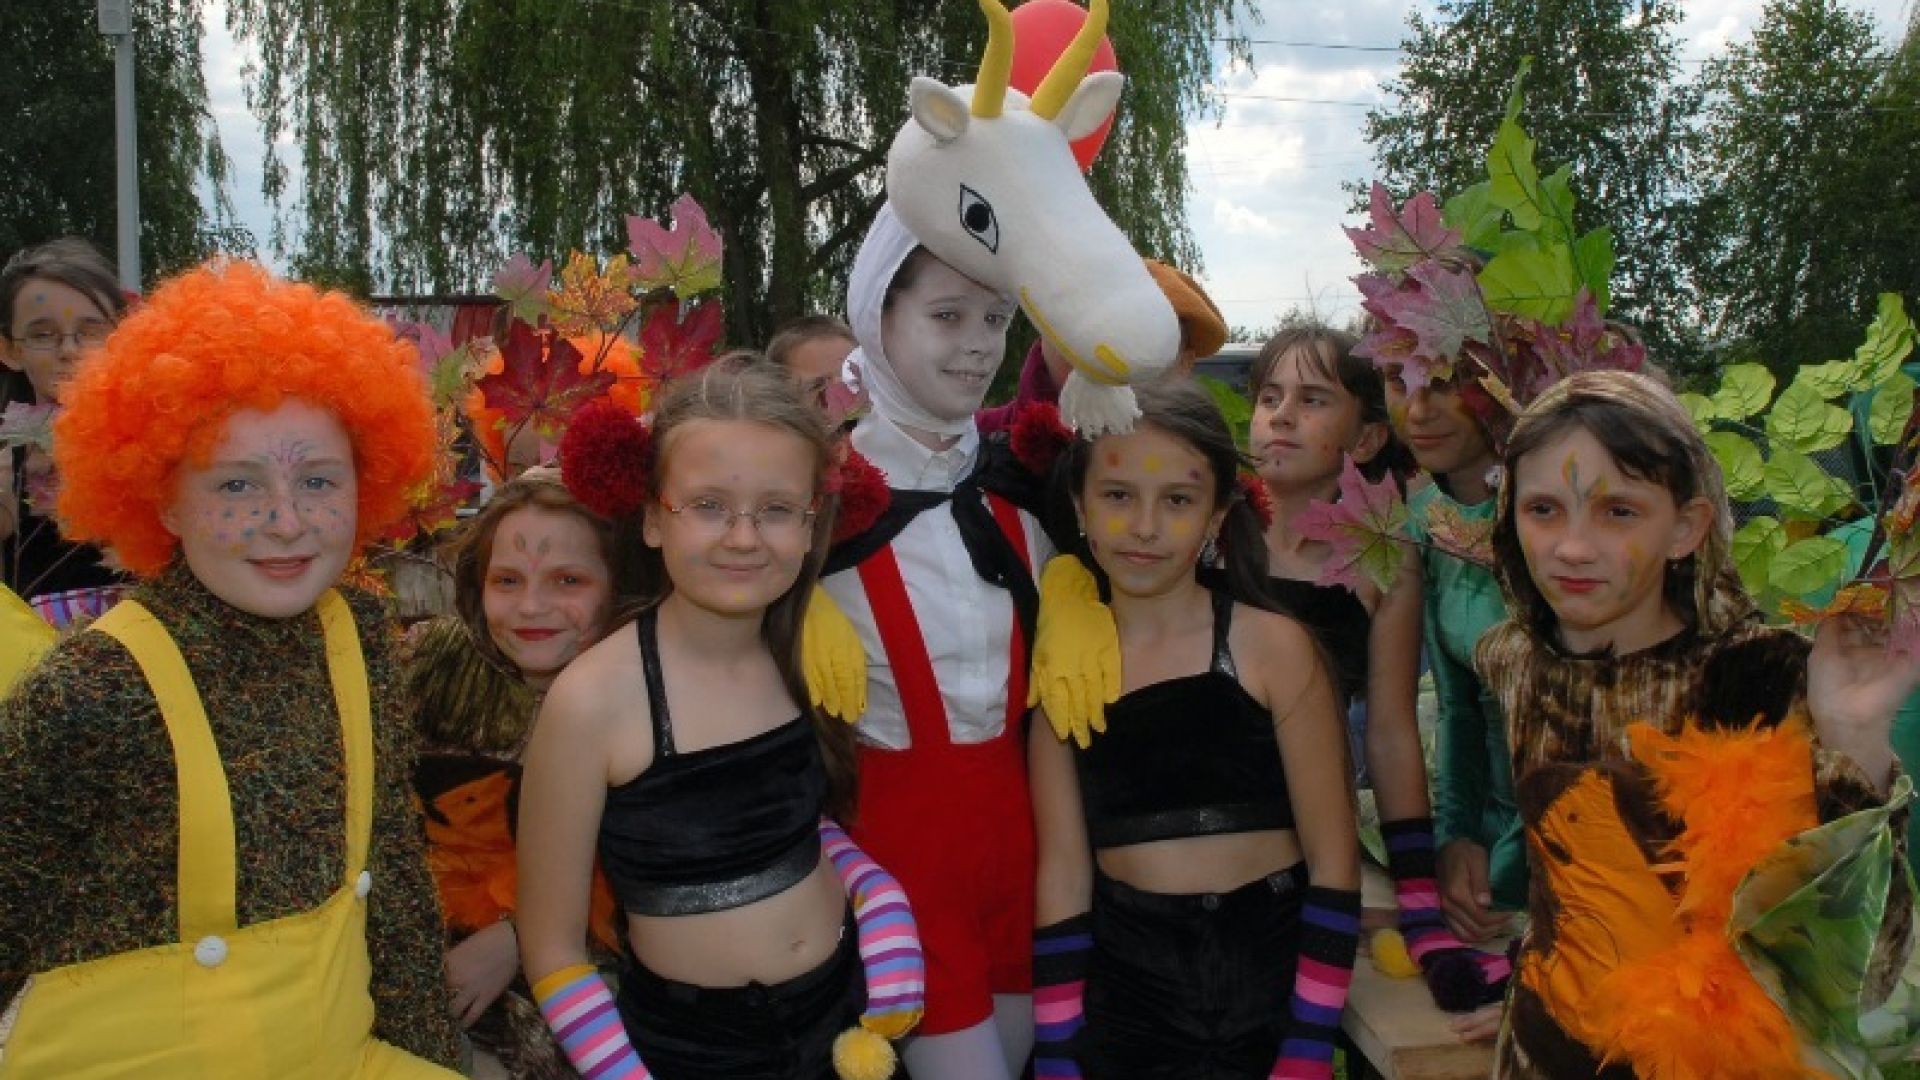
[0, 261, 464, 1077]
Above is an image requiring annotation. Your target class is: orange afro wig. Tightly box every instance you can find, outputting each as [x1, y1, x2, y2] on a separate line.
[53, 261, 437, 576]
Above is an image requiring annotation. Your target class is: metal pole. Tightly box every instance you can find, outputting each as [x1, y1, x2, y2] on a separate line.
[98, 0, 140, 290]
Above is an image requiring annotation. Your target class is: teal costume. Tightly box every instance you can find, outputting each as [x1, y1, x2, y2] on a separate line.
[1408, 483, 1525, 909]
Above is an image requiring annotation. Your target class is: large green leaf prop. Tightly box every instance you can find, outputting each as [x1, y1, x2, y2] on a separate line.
[1731, 778, 1920, 1078]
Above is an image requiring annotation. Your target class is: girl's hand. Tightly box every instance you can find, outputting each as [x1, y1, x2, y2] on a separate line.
[1807, 615, 1920, 792]
[446, 920, 520, 1027]
[1450, 1002, 1503, 1043]
[1436, 839, 1512, 942]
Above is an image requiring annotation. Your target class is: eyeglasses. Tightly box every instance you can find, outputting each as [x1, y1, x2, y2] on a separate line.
[10, 323, 112, 356]
[657, 495, 817, 537]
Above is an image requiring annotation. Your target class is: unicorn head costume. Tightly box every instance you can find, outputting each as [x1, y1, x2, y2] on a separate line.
[871, 0, 1180, 436]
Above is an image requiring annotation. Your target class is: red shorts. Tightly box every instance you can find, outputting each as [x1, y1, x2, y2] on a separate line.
[852, 733, 1035, 1034]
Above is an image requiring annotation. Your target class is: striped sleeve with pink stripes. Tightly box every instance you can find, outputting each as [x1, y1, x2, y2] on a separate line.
[819, 816, 926, 1033]
[1269, 886, 1361, 1080]
[531, 964, 652, 1080]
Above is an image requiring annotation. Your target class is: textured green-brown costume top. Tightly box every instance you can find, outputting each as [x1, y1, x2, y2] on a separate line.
[0, 565, 462, 1067]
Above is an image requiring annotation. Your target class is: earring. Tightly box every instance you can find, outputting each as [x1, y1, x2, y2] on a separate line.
[1200, 535, 1220, 566]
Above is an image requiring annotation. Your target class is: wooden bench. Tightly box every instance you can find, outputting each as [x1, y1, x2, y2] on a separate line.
[1341, 865, 1500, 1080]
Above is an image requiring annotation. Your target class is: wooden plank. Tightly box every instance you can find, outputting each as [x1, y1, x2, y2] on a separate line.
[1342, 864, 1501, 1080]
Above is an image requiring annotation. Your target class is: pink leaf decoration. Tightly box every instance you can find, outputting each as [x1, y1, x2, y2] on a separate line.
[1353, 273, 1445, 393]
[493, 254, 554, 323]
[1344, 183, 1465, 273]
[1290, 456, 1411, 595]
[1395, 262, 1491, 366]
[821, 377, 868, 430]
[0, 402, 58, 453]
[627, 194, 724, 299]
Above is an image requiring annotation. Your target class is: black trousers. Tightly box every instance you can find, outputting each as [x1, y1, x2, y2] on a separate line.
[616, 919, 875, 1080]
[1080, 864, 1306, 1080]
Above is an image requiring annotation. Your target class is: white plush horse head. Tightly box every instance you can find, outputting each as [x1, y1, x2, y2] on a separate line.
[886, 0, 1180, 435]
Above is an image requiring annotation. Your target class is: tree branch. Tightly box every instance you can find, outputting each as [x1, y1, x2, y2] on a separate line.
[800, 143, 888, 204]
[808, 191, 888, 273]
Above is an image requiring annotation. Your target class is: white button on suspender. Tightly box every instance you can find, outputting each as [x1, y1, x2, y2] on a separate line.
[355, 870, 372, 899]
[193, 935, 228, 968]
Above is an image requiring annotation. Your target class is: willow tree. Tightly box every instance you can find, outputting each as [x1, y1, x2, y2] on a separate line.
[3, 0, 244, 282]
[226, 0, 1250, 344]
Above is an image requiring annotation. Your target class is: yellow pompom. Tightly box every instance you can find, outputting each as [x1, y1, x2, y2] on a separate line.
[1370, 928, 1419, 978]
[832, 1025, 898, 1080]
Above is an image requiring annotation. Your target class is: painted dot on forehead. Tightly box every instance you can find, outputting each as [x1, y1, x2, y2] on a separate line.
[1144, 454, 1163, 474]
[1105, 450, 1121, 468]
[1187, 468, 1202, 483]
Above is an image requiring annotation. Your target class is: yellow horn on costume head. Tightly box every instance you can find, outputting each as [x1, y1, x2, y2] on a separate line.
[1029, 0, 1108, 120]
[971, 0, 1015, 118]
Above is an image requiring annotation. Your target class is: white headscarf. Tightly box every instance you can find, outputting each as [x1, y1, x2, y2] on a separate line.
[843, 203, 984, 439]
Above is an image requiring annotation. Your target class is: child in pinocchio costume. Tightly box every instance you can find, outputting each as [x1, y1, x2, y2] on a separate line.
[0, 262, 462, 1076]
[1483, 371, 1920, 1079]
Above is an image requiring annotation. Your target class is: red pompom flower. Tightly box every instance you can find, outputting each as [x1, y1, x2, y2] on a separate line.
[1237, 471, 1275, 532]
[559, 399, 653, 518]
[1010, 400, 1073, 478]
[830, 450, 890, 543]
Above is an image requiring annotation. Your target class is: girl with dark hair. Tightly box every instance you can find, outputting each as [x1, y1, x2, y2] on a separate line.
[1250, 328, 1508, 1013]
[1480, 370, 1919, 1077]
[0, 237, 132, 621]
[404, 467, 629, 1076]
[518, 358, 920, 1080]
[1028, 378, 1360, 1079]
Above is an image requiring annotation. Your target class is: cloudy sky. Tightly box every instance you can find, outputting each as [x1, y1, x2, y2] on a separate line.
[200, 0, 1915, 333]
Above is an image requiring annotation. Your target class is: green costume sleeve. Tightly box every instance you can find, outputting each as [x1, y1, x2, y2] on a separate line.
[1427, 598, 1492, 853]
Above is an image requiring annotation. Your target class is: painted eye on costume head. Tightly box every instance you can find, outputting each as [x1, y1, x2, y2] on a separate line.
[957, 185, 999, 254]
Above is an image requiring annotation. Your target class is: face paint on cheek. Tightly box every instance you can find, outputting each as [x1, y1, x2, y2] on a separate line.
[1170, 520, 1193, 538]
[1104, 516, 1126, 536]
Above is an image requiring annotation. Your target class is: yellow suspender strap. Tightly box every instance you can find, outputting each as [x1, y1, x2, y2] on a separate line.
[91, 590, 372, 942]
[316, 590, 374, 881]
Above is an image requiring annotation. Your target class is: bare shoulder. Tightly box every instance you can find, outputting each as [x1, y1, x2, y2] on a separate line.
[537, 618, 647, 737]
[1228, 601, 1340, 722]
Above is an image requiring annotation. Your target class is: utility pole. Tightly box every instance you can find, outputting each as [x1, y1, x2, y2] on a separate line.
[97, 0, 140, 290]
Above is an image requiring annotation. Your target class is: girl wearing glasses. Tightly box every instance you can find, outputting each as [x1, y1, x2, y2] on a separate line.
[0, 238, 132, 623]
[518, 357, 920, 1080]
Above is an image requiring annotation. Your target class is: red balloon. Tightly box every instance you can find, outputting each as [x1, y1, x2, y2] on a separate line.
[1007, 0, 1120, 171]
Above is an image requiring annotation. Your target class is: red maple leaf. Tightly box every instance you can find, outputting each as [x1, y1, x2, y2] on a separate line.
[638, 298, 725, 382]
[1395, 262, 1491, 364]
[1290, 456, 1411, 595]
[1344, 183, 1465, 273]
[475, 320, 616, 437]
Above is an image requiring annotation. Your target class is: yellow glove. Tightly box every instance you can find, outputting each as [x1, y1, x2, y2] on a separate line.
[1028, 555, 1121, 748]
[803, 585, 868, 722]
[1, 584, 56, 697]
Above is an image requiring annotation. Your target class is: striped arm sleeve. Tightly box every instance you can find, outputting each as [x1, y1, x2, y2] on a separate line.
[1269, 886, 1360, 1080]
[820, 816, 926, 1038]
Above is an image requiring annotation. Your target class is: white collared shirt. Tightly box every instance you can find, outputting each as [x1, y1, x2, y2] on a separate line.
[822, 413, 1051, 750]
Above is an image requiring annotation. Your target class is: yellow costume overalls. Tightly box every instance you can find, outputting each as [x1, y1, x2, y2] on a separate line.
[0, 584, 54, 696]
[0, 592, 459, 1079]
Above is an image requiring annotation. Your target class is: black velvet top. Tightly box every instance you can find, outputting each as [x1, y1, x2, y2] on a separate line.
[1266, 575, 1370, 705]
[597, 607, 825, 917]
[1074, 590, 1294, 850]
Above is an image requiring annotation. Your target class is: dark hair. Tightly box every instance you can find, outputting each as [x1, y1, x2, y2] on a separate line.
[1490, 384, 1714, 646]
[640, 357, 858, 818]
[1250, 326, 1414, 484]
[1, 238, 126, 404]
[1061, 379, 1275, 609]
[767, 315, 856, 371]
[881, 247, 935, 310]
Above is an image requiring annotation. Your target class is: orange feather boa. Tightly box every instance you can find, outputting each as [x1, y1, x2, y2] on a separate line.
[1582, 718, 1821, 1079]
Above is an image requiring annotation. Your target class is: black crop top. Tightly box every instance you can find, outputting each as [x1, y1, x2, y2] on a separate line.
[597, 608, 826, 916]
[1265, 575, 1370, 705]
[1074, 590, 1294, 850]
